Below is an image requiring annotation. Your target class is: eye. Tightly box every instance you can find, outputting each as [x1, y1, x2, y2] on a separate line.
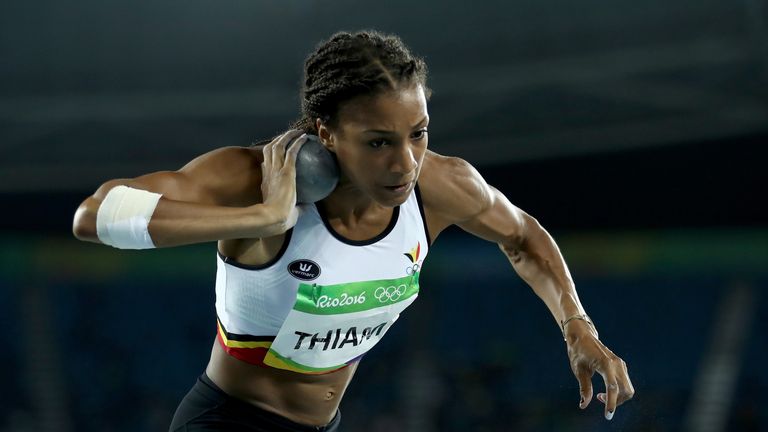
[411, 129, 428, 140]
[368, 138, 388, 148]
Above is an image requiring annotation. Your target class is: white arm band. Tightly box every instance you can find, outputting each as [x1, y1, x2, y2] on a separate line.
[96, 185, 163, 249]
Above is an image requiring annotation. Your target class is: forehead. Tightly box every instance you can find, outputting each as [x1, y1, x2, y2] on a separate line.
[336, 85, 428, 132]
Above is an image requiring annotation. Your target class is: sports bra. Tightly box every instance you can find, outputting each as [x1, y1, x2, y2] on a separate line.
[214, 185, 430, 373]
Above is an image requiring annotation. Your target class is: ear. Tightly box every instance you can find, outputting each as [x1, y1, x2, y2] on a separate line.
[316, 118, 336, 153]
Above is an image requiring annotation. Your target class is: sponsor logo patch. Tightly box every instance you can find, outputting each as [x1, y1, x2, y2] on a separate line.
[288, 259, 321, 281]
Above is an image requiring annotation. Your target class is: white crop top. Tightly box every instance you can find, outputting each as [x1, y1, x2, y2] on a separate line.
[214, 186, 431, 373]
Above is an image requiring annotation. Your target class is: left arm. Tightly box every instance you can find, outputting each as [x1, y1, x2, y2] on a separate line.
[419, 152, 634, 420]
[458, 186, 585, 328]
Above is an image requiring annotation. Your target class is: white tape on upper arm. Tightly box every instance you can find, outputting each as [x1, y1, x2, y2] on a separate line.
[96, 185, 162, 249]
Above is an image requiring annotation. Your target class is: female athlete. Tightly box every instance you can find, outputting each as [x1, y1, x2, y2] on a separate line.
[72, 30, 634, 431]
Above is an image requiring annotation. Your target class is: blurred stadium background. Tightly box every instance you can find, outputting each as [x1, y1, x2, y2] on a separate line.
[1, 0, 767, 430]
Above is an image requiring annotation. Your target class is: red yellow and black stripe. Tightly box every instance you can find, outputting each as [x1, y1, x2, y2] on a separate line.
[216, 318, 274, 366]
[216, 317, 356, 374]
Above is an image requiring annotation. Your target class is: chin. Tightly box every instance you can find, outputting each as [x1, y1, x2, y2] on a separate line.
[376, 197, 407, 208]
[372, 184, 414, 207]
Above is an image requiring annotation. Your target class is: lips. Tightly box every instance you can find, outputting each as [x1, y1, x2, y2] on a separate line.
[384, 181, 413, 193]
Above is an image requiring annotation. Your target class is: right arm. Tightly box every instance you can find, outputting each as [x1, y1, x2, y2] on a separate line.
[72, 130, 306, 248]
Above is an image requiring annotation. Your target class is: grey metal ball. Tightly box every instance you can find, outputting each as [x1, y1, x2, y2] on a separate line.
[292, 135, 340, 203]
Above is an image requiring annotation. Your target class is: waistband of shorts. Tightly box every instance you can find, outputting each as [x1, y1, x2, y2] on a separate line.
[197, 373, 340, 431]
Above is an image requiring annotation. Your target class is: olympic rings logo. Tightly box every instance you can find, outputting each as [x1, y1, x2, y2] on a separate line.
[406, 263, 420, 276]
[374, 284, 407, 303]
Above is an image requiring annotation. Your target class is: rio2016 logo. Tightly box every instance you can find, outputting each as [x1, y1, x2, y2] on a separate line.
[315, 292, 366, 309]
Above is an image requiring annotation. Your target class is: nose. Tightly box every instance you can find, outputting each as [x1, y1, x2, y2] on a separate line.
[390, 142, 418, 175]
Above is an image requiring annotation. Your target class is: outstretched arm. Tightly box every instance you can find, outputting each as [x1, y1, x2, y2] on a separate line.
[73, 130, 306, 248]
[459, 185, 635, 418]
[420, 152, 634, 420]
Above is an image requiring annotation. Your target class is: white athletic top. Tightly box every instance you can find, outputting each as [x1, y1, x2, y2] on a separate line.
[214, 186, 430, 373]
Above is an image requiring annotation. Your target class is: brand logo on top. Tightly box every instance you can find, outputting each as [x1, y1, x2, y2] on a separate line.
[288, 259, 321, 281]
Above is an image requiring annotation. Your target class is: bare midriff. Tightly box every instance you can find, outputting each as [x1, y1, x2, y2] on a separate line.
[205, 337, 358, 427]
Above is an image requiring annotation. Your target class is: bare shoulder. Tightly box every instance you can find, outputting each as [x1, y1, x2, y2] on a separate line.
[418, 150, 493, 229]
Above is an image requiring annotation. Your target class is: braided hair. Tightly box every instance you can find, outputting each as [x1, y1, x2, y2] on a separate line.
[292, 30, 430, 134]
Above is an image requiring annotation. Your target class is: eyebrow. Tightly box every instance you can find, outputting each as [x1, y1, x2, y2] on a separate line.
[362, 116, 429, 134]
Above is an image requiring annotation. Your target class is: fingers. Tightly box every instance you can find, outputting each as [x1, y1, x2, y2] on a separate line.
[274, 130, 304, 170]
[615, 359, 636, 407]
[570, 335, 635, 422]
[574, 363, 594, 410]
[596, 358, 635, 421]
[262, 140, 274, 177]
[284, 133, 308, 169]
[598, 373, 619, 420]
[621, 361, 636, 405]
[264, 130, 304, 172]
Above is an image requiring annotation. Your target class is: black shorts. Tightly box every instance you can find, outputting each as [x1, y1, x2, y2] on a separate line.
[169, 373, 341, 432]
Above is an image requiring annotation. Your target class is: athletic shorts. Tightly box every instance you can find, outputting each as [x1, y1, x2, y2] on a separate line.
[169, 373, 341, 432]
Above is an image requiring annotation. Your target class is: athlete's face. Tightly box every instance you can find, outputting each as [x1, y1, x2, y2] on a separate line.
[318, 84, 429, 207]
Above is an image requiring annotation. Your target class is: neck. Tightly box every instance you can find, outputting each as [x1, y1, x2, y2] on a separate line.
[319, 179, 392, 227]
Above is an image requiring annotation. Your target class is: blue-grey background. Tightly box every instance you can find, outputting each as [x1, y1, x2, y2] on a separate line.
[1, 1, 767, 431]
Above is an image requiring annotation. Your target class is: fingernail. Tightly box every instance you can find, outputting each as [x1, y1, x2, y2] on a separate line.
[606, 410, 614, 421]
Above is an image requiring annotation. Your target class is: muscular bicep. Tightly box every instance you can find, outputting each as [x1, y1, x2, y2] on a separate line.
[93, 146, 262, 206]
[73, 146, 261, 242]
[91, 171, 201, 203]
[456, 186, 529, 247]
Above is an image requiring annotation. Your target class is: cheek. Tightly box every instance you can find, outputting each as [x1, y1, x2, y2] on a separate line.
[412, 144, 427, 169]
[416, 143, 428, 160]
[335, 146, 376, 181]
